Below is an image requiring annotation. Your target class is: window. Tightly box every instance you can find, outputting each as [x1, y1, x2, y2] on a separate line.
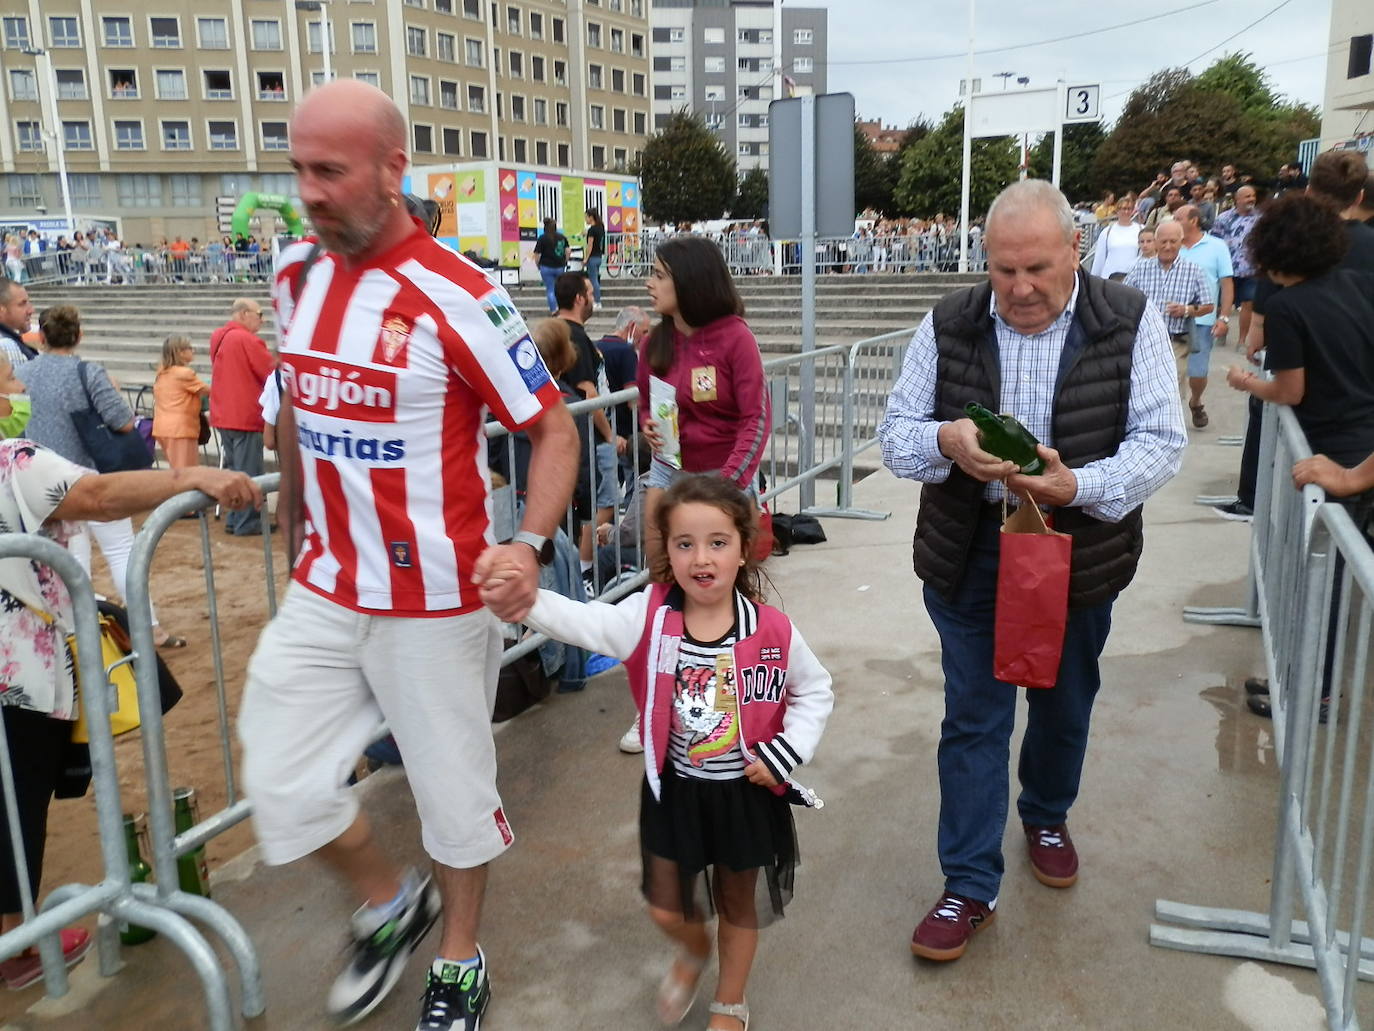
[251, 20, 282, 50]
[652, 56, 686, 72]
[533, 97, 547, 124]
[510, 94, 525, 121]
[610, 27, 623, 52]
[3, 17, 31, 50]
[793, 28, 813, 44]
[703, 27, 724, 44]
[118, 174, 162, 207]
[591, 145, 605, 169]
[8, 174, 41, 207]
[467, 83, 486, 112]
[587, 22, 601, 48]
[554, 101, 568, 127]
[506, 6, 520, 34]
[465, 37, 484, 65]
[508, 50, 522, 78]
[494, 92, 502, 118]
[794, 56, 813, 73]
[557, 142, 569, 167]
[442, 127, 461, 155]
[68, 173, 100, 207]
[54, 68, 87, 100]
[670, 27, 684, 43]
[110, 70, 139, 97]
[463, 0, 481, 17]
[62, 121, 92, 151]
[437, 31, 455, 61]
[261, 121, 289, 151]
[9, 70, 36, 101]
[665, 84, 685, 100]
[631, 33, 643, 57]
[611, 68, 624, 92]
[529, 12, 542, 39]
[497, 138, 505, 161]
[704, 85, 724, 101]
[203, 70, 232, 100]
[413, 124, 433, 152]
[409, 75, 430, 105]
[612, 108, 625, 133]
[632, 72, 645, 96]
[704, 56, 724, 73]
[589, 105, 604, 130]
[551, 17, 564, 43]
[197, 17, 228, 49]
[168, 174, 201, 207]
[257, 72, 286, 99]
[161, 120, 192, 150]
[435, 0, 452, 11]
[588, 64, 603, 88]
[1351, 34, 1374, 78]
[613, 147, 627, 169]
[16, 121, 42, 152]
[633, 111, 646, 134]
[406, 26, 426, 57]
[553, 60, 566, 85]
[149, 17, 180, 47]
[114, 120, 145, 150]
[49, 16, 80, 48]
[309, 21, 335, 54]
[439, 79, 458, 109]
[405, 0, 425, 6]
[156, 70, 187, 100]
[470, 129, 488, 158]
[354, 70, 380, 87]
[535, 140, 548, 165]
[208, 120, 238, 150]
[512, 138, 526, 162]
[352, 21, 376, 53]
[219, 173, 253, 197]
[103, 16, 133, 47]
[531, 55, 544, 81]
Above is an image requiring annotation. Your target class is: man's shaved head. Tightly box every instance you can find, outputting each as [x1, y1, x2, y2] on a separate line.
[292, 79, 406, 158]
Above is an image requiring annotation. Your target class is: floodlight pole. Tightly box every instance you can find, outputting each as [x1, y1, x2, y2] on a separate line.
[958, 0, 974, 273]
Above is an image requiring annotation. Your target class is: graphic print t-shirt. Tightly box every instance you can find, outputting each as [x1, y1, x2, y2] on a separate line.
[668, 625, 746, 780]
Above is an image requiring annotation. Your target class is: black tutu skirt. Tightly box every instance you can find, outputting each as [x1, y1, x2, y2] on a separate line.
[639, 761, 798, 927]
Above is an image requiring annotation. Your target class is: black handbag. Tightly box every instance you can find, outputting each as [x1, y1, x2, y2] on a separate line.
[70, 361, 153, 473]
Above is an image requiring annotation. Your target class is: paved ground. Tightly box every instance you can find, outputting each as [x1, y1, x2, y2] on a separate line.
[3, 345, 1367, 1030]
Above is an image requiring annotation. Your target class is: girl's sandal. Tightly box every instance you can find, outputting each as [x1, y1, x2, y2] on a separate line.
[656, 947, 710, 1026]
[708, 999, 750, 1031]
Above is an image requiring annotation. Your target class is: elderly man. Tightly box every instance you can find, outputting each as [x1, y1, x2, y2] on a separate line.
[1211, 185, 1261, 348]
[880, 181, 1185, 962]
[1176, 204, 1234, 428]
[0, 280, 36, 369]
[209, 297, 275, 535]
[239, 80, 578, 1029]
[1125, 221, 1212, 398]
[1146, 185, 1187, 228]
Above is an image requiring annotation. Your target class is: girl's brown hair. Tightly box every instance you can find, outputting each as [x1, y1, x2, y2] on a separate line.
[38, 305, 80, 350]
[159, 333, 191, 371]
[645, 236, 745, 376]
[653, 473, 763, 602]
[530, 318, 574, 379]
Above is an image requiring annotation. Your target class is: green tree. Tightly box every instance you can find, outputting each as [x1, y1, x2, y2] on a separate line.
[1027, 122, 1108, 203]
[885, 118, 933, 216]
[854, 124, 895, 216]
[893, 106, 1017, 217]
[638, 111, 736, 225]
[1194, 53, 1279, 117]
[731, 167, 769, 220]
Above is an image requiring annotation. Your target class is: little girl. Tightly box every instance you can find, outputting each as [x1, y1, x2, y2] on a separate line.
[151, 334, 209, 469]
[499, 474, 833, 1031]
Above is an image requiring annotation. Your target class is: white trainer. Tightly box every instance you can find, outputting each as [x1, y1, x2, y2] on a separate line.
[618, 715, 644, 754]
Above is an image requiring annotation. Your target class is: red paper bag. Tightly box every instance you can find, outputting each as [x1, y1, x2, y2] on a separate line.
[753, 503, 774, 563]
[994, 500, 1071, 689]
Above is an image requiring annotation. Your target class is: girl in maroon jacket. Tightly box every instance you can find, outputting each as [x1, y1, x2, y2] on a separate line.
[638, 237, 772, 571]
[516, 475, 832, 1031]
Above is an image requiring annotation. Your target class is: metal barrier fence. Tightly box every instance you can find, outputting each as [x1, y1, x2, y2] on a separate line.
[10, 248, 273, 288]
[1151, 401, 1374, 1030]
[0, 534, 257, 1029]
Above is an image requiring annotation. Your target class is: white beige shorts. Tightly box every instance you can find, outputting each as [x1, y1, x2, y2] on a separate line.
[238, 582, 511, 869]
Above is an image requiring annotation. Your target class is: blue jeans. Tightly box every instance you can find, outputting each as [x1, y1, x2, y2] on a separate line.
[538, 265, 561, 314]
[585, 256, 602, 303]
[1188, 322, 1215, 379]
[922, 511, 1115, 903]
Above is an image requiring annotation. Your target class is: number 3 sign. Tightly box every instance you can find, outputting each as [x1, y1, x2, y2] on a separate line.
[1065, 85, 1100, 121]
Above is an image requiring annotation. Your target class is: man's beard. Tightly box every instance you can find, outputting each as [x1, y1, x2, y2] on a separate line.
[309, 182, 390, 257]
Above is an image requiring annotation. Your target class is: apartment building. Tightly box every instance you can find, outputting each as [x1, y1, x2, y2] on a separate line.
[649, 0, 827, 173]
[1321, 0, 1374, 149]
[0, 0, 651, 243]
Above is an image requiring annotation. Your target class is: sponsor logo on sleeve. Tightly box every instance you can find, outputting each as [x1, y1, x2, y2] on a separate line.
[508, 335, 552, 393]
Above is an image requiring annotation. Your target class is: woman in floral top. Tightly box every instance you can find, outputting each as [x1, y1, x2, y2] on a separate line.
[0, 438, 261, 990]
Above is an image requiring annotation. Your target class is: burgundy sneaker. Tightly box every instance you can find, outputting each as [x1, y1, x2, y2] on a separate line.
[1024, 822, 1078, 888]
[0, 927, 92, 990]
[910, 893, 996, 961]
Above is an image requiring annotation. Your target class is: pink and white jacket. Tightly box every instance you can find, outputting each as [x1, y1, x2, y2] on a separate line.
[526, 583, 833, 801]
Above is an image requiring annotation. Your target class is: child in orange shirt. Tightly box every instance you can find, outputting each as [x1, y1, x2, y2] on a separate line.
[152, 334, 209, 469]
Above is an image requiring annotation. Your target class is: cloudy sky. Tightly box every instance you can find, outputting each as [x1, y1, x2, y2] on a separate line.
[815, 0, 1331, 129]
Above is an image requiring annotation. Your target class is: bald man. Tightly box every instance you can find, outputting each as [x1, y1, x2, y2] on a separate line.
[238, 80, 578, 1030]
[880, 180, 1185, 962]
[209, 297, 274, 535]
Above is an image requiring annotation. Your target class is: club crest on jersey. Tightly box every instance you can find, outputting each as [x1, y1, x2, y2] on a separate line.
[508, 335, 552, 392]
[390, 541, 413, 568]
[375, 314, 413, 365]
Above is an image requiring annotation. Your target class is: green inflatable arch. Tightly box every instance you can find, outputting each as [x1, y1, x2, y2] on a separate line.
[231, 192, 305, 238]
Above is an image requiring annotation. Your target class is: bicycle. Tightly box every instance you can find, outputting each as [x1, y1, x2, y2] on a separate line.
[605, 237, 648, 278]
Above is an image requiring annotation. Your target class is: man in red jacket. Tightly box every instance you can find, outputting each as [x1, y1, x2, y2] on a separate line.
[210, 297, 274, 534]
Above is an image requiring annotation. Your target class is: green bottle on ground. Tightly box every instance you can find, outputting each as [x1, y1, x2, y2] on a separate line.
[173, 787, 211, 898]
[964, 402, 1046, 475]
[120, 814, 156, 945]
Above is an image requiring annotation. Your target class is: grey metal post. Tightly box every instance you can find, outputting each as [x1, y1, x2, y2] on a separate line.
[799, 93, 817, 511]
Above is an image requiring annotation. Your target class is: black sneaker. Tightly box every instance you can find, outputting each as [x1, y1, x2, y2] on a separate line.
[417, 947, 490, 1030]
[1212, 501, 1254, 522]
[327, 873, 442, 1025]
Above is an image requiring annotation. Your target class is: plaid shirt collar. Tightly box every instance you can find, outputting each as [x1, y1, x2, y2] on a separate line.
[988, 276, 1081, 338]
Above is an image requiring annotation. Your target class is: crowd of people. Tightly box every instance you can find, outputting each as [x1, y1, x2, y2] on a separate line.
[3, 230, 277, 287]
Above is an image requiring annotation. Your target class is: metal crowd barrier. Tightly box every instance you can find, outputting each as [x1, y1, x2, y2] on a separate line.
[15, 248, 272, 288]
[1151, 401, 1374, 1030]
[0, 534, 248, 1029]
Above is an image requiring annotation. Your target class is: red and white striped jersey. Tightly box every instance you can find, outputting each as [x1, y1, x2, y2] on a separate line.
[272, 226, 561, 615]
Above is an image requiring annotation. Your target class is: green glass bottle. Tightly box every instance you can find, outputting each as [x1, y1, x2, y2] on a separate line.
[120, 815, 157, 945]
[964, 402, 1046, 475]
[173, 788, 211, 898]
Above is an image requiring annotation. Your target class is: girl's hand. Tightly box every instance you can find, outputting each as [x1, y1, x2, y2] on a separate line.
[642, 419, 665, 453]
[744, 760, 778, 789]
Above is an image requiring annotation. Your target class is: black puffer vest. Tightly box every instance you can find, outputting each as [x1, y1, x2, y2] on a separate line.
[913, 271, 1147, 608]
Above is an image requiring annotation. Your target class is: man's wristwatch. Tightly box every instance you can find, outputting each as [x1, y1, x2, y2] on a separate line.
[513, 530, 555, 566]
[1218, 315, 1230, 324]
